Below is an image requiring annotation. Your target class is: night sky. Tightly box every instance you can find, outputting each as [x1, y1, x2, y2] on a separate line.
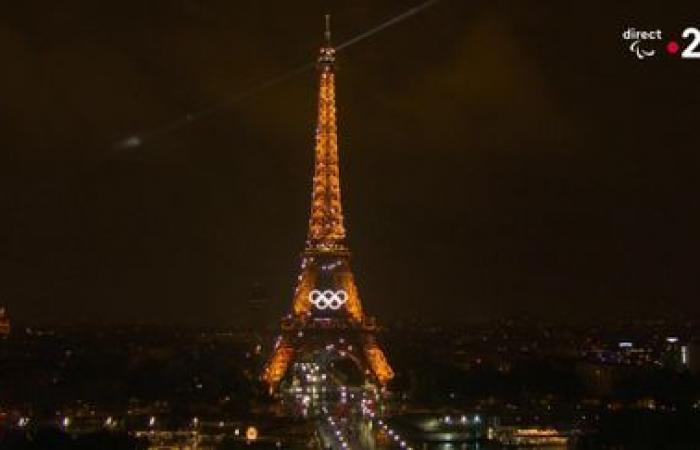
[1, 1, 698, 325]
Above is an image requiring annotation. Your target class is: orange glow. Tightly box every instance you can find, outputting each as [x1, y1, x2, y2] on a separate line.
[365, 344, 395, 385]
[336, 270, 363, 322]
[262, 343, 294, 388]
[307, 66, 346, 248]
[292, 265, 317, 317]
[515, 428, 561, 436]
[246, 426, 259, 441]
[0, 307, 9, 337]
[262, 30, 394, 393]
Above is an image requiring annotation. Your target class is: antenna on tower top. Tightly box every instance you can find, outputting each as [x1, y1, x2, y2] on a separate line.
[318, 14, 335, 65]
[324, 14, 332, 44]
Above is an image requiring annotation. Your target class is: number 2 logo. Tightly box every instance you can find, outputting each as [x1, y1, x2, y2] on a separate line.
[681, 27, 700, 58]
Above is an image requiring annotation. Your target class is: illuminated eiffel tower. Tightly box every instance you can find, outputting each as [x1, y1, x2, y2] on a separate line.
[262, 17, 394, 392]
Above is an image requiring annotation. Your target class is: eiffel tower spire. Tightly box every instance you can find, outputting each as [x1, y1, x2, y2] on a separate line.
[307, 14, 346, 250]
[324, 13, 332, 45]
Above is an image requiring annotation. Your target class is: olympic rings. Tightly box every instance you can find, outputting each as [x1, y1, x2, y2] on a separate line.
[309, 289, 348, 310]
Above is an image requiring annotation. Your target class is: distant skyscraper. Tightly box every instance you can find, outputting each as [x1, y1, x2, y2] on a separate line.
[262, 17, 394, 392]
[0, 307, 10, 337]
[246, 283, 270, 329]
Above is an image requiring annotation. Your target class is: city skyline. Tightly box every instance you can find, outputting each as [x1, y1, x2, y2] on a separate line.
[2, 4, 700, 450]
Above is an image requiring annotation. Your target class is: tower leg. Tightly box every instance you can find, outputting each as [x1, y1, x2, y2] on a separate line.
[364, 343, 395, 386]
[262, 340, 295, 392]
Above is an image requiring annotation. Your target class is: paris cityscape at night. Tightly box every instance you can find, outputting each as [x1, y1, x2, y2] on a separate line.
[1, 1, 699, 449]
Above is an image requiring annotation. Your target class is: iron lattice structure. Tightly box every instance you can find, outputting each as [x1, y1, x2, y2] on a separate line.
[262, 18, 394, 392]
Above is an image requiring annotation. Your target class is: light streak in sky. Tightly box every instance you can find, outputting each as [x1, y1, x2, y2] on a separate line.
[335, 0, 440, 51]
[113, 0, 441, 151]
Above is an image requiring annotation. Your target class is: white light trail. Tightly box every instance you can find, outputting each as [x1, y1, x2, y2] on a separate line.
[112, 0, 441, 151]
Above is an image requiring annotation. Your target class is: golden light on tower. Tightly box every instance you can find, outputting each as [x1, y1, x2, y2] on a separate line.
[366, 344, 395, 385]
[262, 343, 294, 388]
[262, 16, 394, 392]
[307, 31, 346, 249]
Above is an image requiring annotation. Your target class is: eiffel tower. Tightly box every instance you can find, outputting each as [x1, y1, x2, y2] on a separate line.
[262, 16, 394, 392]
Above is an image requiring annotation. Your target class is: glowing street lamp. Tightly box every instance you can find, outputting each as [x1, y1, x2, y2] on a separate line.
[246, 426, 259, 441]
